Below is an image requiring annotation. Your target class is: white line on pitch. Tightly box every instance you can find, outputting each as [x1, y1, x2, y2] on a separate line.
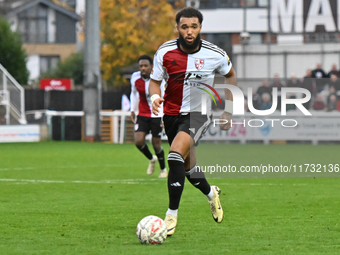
[0, 178, 162, 185]
[0, 164, 132, 171]
[0, 167, 35, 171]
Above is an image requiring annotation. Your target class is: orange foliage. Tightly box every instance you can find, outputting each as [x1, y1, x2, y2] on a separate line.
[100, 0, 184, 85]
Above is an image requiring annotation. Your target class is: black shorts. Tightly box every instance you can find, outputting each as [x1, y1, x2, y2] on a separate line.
[134, 116, 162, 138]
[163, 112, 212, 146]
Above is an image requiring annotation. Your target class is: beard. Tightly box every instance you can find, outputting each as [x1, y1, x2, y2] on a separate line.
[140, 70, 150, 79]
[141, 73, 149, 79]
[178, 33, 201, 52]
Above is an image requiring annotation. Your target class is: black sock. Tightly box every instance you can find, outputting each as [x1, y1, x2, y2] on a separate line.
[186, 165, 211, 195]
[167, 151, 185, 210]
[155, 148, 166, 170]
[136, 144, 153, 160]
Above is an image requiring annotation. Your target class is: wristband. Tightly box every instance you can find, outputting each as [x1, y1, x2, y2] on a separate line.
[224, 100, 233, 114]
[151, 94, 160, 104]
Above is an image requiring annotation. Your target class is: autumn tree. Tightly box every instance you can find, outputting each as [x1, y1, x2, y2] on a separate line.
[100, 0, 184, 85]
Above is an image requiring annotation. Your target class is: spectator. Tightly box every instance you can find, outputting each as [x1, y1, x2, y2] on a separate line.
[313, 93, 325, 110]
[312, 63, 327, 92]
[301, 69, 315, 109]
[327, 74, 340, 93]
[337, 100, 340, 111]
[286, 95, 296, 111]
[259, 93, 272, 110]
[326, 86, 337, 104]
[257, 79, 271, 96]
[286, 73, 301, 88]
[270, 74, 284, 91]
[245, 88, 261, 111]
[327, 64, 340, 78]
[325, 94, 338, 111]
[251, 88, 261, 110]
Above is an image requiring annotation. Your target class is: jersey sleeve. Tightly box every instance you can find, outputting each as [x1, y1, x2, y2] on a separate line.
[216, 53, 232, 76]
[150, 50, 166, 81]
[130, 72, 139, 112]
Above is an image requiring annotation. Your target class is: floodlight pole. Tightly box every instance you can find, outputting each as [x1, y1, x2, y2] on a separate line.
[267, 0, 271, 78]
[83, 0, 102, 142]
[242, 1, 247, 79]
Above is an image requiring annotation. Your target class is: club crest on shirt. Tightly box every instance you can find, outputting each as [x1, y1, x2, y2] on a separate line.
[195, 59, 204, 70]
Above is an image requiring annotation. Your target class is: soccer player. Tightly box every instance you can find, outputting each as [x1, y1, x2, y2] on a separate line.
[149, 7, 237, 236]
[130, 55, 167, 178]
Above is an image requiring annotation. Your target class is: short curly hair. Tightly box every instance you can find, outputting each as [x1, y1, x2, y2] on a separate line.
[176, 7, 203, 24]
[138, 55, 153, 65]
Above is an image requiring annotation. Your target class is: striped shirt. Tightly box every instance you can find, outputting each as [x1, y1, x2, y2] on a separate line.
[151, 39, 232, 115]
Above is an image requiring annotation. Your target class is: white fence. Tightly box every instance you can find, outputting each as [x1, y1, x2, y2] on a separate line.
[25, 110, 129, 143]
[0, 63, 26, 124]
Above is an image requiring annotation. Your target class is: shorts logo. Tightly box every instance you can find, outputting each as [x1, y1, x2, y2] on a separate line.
[195, 59, 204, 70]
[134, 124, 139, 131]
[226, 55, 231, 66]
[189, 128, 196, 134]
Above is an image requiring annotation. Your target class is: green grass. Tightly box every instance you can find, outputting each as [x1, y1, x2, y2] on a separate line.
[0, 142, 339, 254]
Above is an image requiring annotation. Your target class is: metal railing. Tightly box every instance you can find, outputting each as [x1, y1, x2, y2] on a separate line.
[0, 63, 26, 124]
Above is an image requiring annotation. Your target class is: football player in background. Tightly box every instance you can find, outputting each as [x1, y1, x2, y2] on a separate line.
[130, 55, 167, 178]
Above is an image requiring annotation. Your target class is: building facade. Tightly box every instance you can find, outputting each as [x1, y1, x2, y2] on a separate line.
[2, 0, 81, 83]
[192, 0, 340, 79]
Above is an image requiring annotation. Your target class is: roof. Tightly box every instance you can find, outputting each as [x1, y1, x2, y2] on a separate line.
[8, 0, 80, 20]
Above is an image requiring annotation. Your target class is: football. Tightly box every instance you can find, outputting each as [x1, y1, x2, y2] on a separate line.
[136, 215, 167, 244]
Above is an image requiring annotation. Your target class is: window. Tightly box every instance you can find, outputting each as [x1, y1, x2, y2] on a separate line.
[203, 33, 232, 54]
[305, 33, 339, 43]
[257, 0, 268, 7]
[242, 0, 257, 7]
[198, 0, 214, 9]
[189, 0, 268, 8]
[219, 0, 240, 8]
[248, 34, 262, 44]
[18, 4, 48, 43]
[40, 56, 60, 74]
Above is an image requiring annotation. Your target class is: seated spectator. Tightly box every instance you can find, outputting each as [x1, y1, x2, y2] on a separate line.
[286, 95, 296, 111]
[327, 74, 340, 93]
[301, 69, 315, 109]
[327, 86, 337, 103]
[313, 93, 325, 110]
[337, 100, 340, 111]
[257, 79, 271, 97]
[259, 93, 272, 110]
[319, 85, 337, 107]
[312, 63, 327, 92]
[286, 74, 301, 87]
[328, 64, 340, 78]
[325, 94, 338, 112]
[251, 91, 261, 110]
[270, 74, 284, 91]
[248, 88, 261, 110]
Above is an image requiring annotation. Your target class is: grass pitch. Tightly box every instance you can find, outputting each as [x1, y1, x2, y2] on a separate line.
[0, 142, 339, 254]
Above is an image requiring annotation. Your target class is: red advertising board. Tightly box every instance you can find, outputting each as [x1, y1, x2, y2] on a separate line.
[40, 79, 72, 91]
